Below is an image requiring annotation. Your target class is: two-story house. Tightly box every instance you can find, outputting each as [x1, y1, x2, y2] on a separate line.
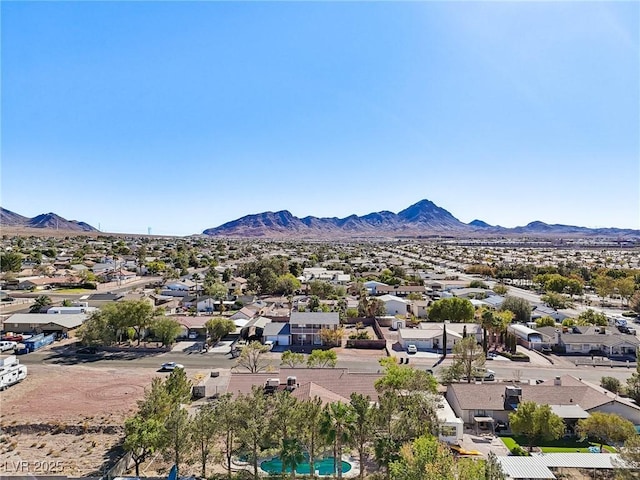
[289, 311, 339, 346]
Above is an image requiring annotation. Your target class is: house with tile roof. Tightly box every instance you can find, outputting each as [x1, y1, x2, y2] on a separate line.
[445, 375, 640, 432]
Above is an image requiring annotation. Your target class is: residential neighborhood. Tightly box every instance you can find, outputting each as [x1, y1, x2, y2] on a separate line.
[1, 234, 640, 479]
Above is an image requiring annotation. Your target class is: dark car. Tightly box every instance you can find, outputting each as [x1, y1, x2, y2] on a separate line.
[495, 422, 508, 433]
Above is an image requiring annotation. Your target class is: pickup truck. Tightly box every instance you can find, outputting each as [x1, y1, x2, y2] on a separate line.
[0, 341, 17, 352]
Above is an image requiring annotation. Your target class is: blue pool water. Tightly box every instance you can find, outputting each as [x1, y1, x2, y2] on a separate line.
[260, 456, 352, 476]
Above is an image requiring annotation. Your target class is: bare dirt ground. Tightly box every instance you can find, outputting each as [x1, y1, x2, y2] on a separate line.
[0, 364, 158, 477]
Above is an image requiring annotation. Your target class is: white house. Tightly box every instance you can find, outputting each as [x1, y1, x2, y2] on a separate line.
[363, 280, 388, 295]
[436, 396, 464, 446]
[262, 322, 291, 347]
[397, 325, 462, 352]
[378, 294, 408, 317]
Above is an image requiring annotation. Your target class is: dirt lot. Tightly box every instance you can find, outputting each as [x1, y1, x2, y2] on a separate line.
[0, 364, 158, 477]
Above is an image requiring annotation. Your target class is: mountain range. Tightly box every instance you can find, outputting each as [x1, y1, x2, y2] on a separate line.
[202, 199, 640, 239]
[0, 208, 98, 232]
[1, 200, 638, 238]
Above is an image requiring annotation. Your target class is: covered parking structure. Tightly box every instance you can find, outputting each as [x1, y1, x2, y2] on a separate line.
[497, 453, 628, 480]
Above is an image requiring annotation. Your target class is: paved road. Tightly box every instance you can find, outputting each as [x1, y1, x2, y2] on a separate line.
[16, 342, 637, 385]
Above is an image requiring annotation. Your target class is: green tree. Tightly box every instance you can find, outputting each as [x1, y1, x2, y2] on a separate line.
[449, 335, 485, 383]
[299, 397, 324, 478]
[29, 294, 52, 313]
[320, 401, 356, 480]
[276, 273, 302, 295]
[358, 296, 386, 318]
[151, 317, 182, 347]
[204, 281, 228, 312]
[601, 376, 622, 394]
[492, 284, 508, 296]
[123, 415, 165, 477]
[271, 391, 299, 477]
[576, 412, 636, 452]
[350, 392, 374, 480]
[191, 403, 218, 478]
[535, 316, 557, 328]
[236, 386, 273, 479]
[137, 377, 173, 421]
[236, 341, 271, 373]
[485, 451, 507, 480]
[281, 350, 305, 368]
[77, 310, 117, 345]
[281, 437, 305, 480]
[164, 367, 192, 405]
[428, 297, 474, 358]
[163, 404, 192, 477]
[540, 292, 570, 310]
[100, 300, 161, 345]
[630, 290, 640, 315]
[205, 318, 236, 344]
[307, 349, 338, 368]
[500, 296, 532, 323]
[615, 434, 640, 479]
[389, 434, 456, 480]
[214, 394, 240, 480]
[509, 401, 564, 451]
[577, 309, 608, 326]
[0, 252, 22, 272]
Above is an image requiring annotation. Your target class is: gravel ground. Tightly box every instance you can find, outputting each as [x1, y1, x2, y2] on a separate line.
[0, 364, 158, 477]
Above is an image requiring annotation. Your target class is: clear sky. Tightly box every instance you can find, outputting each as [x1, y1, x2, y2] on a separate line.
[2, 1, 638, 236]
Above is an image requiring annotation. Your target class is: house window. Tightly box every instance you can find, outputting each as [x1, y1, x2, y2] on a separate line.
[440, 425, 457, 437]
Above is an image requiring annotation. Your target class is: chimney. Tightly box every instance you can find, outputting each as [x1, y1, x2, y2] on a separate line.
[554, 376, 561, 386]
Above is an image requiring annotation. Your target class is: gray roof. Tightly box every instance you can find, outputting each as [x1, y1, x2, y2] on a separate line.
[497, 453, 625, 479]
[4, 313, 87, 329]
[549, 404, 590, 419]
[482, 295, 505, 307]
[541, 453, 622, 469]
[290, 311, 339, 326]
[496, 457, 555, 479]
[263, 322, 290, 336]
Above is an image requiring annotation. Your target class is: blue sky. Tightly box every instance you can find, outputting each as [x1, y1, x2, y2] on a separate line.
[2, 1, 638, 236]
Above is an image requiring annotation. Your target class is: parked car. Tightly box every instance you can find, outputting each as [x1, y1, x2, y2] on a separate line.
[161, 362, 184, 371]
[463, 368, 495, 381]
[188, 332, 198, 339]
[487, 351, 498, 360]
[407, 344, 418, 354]
[0, 341, 17, 352]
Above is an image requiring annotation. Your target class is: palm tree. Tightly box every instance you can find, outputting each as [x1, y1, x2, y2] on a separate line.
[320, 402, 355, 480]
[281, 437, 305, 480]
[479, 308, 495, 353]
[30, 295, 52, 313]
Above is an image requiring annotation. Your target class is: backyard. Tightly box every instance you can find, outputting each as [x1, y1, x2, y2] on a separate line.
[500, 435, 616, 454]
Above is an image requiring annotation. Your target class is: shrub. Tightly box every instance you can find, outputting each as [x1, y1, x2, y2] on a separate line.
[510, 445, 529, 456]
[500, 352, 530, 362]
[601, 376, 623, 394]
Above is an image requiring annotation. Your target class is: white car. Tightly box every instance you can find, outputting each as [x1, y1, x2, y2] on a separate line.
[161, 362, 184, 371]
[407, 344, 418, 354]
[475, 368, 495, 381]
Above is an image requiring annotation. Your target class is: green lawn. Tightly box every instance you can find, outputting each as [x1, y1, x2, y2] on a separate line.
[500, 436, 616, 453]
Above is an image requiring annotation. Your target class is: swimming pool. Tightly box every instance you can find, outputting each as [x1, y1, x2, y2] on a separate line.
[260, 455, 352, 476]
